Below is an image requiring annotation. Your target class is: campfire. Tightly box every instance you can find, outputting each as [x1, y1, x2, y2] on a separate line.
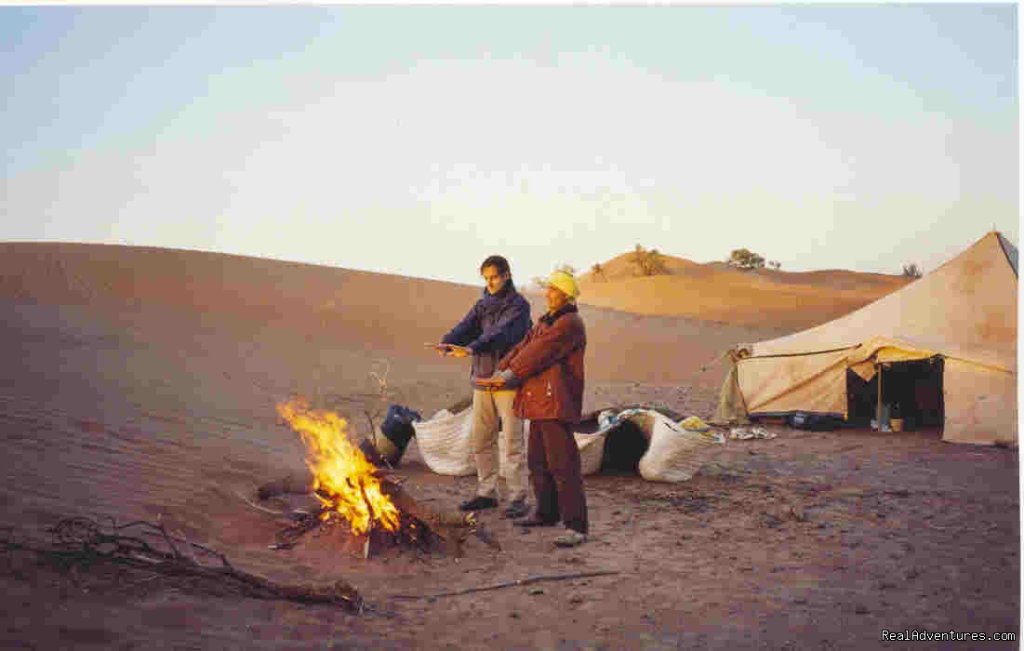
[263, 399, 498, 557]
[277, 399, 401, 537]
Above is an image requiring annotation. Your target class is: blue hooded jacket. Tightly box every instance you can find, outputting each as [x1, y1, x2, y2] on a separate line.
[442, 281, 532, 388]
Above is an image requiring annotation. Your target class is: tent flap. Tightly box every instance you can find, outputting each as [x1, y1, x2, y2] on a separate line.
[738, 349, 849, 417]
[713, 361, 750, 425]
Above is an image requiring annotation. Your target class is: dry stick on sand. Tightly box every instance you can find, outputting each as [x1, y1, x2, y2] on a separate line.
[234, 489, 293, 518]
[0, 517, 363, 612]
[390, 570, 620, 600]
[356, 480, 378, 559]
[367, 358, 391, 451]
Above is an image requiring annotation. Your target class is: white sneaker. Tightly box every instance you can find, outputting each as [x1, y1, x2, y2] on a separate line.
[553, 528, 587, 548]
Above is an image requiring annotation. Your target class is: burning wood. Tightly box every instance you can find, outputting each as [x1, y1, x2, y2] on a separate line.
[268, 399, 498, 557]
[277, 399, 400, 536]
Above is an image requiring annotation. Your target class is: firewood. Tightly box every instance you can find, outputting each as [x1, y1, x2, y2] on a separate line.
[254, 472, 500, 555]
[1, 517, 362, 611]
[256, 474, 311, 501]
[378, 476, 500, 553]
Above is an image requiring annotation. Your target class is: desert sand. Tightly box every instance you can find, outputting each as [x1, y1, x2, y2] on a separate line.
[576, 251, 912, 328]
[0, 243, 1017, 649]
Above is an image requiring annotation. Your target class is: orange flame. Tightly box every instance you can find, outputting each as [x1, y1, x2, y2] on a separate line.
[276, 398, 400, 535]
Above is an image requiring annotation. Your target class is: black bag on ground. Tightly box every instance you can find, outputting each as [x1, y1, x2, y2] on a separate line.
[381, 404, 422, 451]
[786, 411, 841, 431]
[359, 404, 422, 467]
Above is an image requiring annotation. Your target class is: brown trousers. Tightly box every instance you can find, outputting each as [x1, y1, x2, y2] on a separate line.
[527, 419, 588, 534]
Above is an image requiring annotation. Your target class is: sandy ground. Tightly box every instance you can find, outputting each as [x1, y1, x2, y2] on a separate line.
[0, 244, 1017, 649]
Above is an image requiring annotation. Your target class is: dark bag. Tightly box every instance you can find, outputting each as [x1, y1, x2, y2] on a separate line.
[359, 404, 423, 468]
[381, 404, 422, 451]
[787, 411, 841, 431]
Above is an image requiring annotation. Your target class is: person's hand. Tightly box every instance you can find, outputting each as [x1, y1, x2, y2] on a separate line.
[447, 345, 471, 358]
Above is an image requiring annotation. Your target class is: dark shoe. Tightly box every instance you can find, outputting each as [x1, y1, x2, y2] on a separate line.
[514, 512, 558, 528]
[503, 498, 529, 519]
[459, 496, 498, 512]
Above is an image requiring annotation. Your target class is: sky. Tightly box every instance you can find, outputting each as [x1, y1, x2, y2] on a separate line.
[1, 4, 1019, 286]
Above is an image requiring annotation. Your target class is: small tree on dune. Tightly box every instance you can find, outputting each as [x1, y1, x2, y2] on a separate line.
[590, 262, 606, 281]
[727, 248, 766, 270]
[630, 244, 668, 276]
[902, 263, 923, 279]
[768, 260, 781, 271]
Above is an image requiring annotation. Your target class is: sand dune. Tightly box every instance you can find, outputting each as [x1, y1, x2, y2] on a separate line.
[0, 243, 1015, 648]
[577, 250, 910, 328]
[0, 242, 790, 386]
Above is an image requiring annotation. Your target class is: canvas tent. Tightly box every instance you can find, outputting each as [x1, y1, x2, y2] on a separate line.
[715, 232, 1018, 446]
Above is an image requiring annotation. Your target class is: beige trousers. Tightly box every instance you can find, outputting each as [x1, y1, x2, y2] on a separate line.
[470, 389, 527, 502]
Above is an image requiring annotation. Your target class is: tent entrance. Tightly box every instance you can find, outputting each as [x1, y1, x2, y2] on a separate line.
[847, 358, 944, 431]
[846, 370, 878, 427]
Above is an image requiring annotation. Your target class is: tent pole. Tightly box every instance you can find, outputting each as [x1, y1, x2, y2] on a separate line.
[876, 364, 883, 431]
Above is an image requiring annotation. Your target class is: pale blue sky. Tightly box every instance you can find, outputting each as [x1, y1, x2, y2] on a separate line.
[1, 5, 1018, 286]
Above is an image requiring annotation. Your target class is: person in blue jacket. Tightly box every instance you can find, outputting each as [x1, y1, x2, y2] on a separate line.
[435, 255, 532, 517]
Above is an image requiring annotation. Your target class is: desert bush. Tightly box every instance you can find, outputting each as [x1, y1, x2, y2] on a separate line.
[727, 248, 766, 270]
[902, 263, 923, 278]
[630, 245, 668, 276]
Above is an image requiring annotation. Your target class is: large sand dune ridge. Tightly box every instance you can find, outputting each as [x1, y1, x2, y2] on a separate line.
[576, 250, 910, 327]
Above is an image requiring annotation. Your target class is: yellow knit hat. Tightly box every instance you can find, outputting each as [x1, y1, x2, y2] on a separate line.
[547, 269, 580, 300]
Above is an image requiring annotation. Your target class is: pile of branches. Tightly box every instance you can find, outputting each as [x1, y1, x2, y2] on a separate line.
[0, 517, 362, 612]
